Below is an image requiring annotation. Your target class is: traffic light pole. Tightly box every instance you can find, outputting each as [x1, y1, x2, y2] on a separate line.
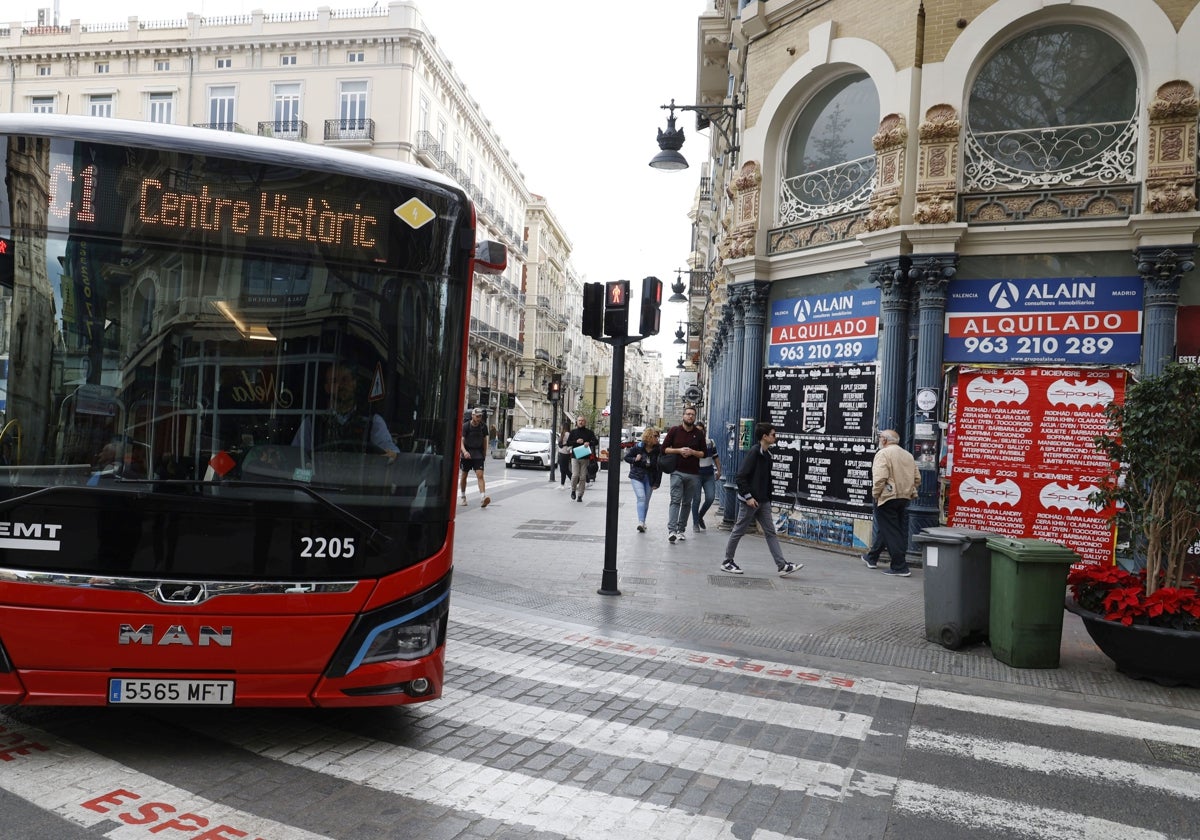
[585, 276, 661, 597]
[598, 338, 627, 595]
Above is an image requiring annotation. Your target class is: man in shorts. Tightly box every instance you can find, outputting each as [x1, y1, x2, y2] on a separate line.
[460, 407, 490, 507]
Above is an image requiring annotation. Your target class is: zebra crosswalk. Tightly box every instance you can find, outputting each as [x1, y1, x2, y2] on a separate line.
[1, 602, 1198, 839]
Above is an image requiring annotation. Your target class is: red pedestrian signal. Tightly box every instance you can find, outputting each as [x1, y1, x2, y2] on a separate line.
[604, 280, 629, 338]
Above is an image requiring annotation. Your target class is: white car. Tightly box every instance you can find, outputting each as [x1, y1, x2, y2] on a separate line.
[505, 428, 554, 470]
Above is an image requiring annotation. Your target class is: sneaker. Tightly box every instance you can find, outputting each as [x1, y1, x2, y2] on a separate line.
[675, 531, 686, 541]
[577, 496, 584, 503]
[481, 496, 491, 509]
[693, 525, 701, 533]
[570, 491, 576, 500]
[779, 562, 802, 578]
[637, 523, 646, 533]
[861, 554, 878, 570]
[668, 532, 677, 544]
[698, 518, 706, 531]
[882, 568, 912, 577]
[459, 496, 468, 506]
[721, 560, 743, 575]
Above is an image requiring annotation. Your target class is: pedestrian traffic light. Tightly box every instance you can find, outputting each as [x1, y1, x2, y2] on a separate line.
[604, 280, 629, 338]
[582, 282, 604, 339]
[547, 377, 561, 401]
[638, 276, 662, 337]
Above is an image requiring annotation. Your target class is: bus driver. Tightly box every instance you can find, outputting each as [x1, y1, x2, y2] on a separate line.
[292, 364, 399, 460]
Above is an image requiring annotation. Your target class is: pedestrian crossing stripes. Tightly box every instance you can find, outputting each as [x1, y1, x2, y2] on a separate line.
[0, 712, 333, 839]
[0, 601, 1197, 839]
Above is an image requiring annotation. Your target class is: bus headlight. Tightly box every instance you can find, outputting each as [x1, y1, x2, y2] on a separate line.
[324, 575, 451, 678]
[360, 618, 439, 664]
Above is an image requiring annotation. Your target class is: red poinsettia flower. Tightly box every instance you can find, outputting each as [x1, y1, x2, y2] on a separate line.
[1069, 563, 1200, 631]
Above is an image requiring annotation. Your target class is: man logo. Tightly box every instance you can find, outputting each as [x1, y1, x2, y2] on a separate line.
[988, 281, 1021, 310]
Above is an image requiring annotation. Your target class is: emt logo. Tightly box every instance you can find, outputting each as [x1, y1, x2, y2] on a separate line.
[0, 521, 63, 551]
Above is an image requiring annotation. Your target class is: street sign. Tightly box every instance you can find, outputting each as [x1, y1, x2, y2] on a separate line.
[683, 386, 702, 403]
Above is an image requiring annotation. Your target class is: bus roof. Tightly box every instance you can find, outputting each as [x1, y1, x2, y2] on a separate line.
[0, 113, 463, 194]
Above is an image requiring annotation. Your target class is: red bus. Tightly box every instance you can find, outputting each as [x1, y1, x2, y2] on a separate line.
[0, 114, 504, 706]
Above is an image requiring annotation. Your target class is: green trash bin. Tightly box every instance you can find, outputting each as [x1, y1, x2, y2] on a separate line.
[987, 536, 1080, 668]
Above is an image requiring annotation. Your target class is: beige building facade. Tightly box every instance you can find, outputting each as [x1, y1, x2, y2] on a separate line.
[0, 1, 629, 441]
[688, 0, 1200, 550]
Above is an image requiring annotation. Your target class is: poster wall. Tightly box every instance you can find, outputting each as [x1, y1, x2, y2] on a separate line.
[947, 367, 1125, 566]
[761, 365, 877, 517]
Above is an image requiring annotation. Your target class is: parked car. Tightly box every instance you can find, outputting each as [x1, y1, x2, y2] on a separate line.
[504, 427, 553, 470]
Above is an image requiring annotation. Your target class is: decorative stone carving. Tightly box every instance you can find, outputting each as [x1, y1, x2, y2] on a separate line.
[914, 104, 961, 224]
[865, 114, 906, 231]
[721, 161, 762, 260]
[1146, 80, 1198, 213]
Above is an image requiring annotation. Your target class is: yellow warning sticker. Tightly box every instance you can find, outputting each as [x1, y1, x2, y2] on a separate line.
[394, 198, 435, 229]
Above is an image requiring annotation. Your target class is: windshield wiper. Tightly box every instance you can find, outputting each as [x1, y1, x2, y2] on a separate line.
[167, 478, 394, 552]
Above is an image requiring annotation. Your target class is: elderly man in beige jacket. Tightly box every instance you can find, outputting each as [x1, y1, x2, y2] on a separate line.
[866, 429, 921, 577]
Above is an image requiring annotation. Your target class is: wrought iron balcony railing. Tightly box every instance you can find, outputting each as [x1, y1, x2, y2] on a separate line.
[963, 116, 1137, 192]
[323, 118, 375, 142]
[257, 120, 307, 141]
[192, 122, 244, 133]
[778, 154, 876, 225]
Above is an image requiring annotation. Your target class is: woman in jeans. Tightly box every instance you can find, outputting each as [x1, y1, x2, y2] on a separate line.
[691, 421, 722, 531]
[624, 427, 662, 532]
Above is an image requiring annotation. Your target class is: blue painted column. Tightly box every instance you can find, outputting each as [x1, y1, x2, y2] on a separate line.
[870, 258, 913, 433]
[906, 255, 955, 558]
[1136, 247, 1195, 377]
[721, 298, 747, 526]
[738, 281, 769, 429]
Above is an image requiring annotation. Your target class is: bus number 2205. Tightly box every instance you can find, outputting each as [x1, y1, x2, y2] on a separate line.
[300, 537, 356, 558]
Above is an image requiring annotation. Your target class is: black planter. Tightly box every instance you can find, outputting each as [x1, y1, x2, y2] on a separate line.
[1065, 598, 1200, 687]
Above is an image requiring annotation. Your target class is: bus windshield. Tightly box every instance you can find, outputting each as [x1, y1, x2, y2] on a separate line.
[0, 126, 473, 581]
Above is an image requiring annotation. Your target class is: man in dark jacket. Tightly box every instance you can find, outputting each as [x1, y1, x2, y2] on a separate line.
[565, 415, 598, 502]
[722, 422, 801, 577]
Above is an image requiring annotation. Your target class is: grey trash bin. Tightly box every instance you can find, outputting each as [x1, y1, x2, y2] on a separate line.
[914, 526, 996, 649]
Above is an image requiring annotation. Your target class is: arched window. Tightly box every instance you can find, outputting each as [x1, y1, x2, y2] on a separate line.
[779, 73, 880, 225]
[964, 24, 1137, 191]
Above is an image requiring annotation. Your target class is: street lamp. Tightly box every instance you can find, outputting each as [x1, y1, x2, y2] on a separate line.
[649, 96, 744, 172]
[673, 321, 687, 344]
[677, 355, 686, 370]
[669, 269, 688, 303]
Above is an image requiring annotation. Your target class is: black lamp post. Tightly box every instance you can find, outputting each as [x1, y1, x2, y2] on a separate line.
[673, 322, 687, 344]
[669, 269, 688, 303]
[649, 96, 744, 172]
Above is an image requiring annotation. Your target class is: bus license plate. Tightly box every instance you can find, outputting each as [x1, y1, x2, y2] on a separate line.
[108, 678, 235, 705]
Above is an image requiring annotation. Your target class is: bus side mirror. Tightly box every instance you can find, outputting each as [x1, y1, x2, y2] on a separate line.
[474, 240, 506, 275]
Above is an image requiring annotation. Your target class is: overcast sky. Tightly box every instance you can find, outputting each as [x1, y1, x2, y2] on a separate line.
[24, 0, 710, 369]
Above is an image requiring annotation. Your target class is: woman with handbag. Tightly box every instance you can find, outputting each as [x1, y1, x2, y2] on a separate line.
[624, 427, 662, 532]
[565, 416, 598, 502]
[555, 421, 573, 486]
